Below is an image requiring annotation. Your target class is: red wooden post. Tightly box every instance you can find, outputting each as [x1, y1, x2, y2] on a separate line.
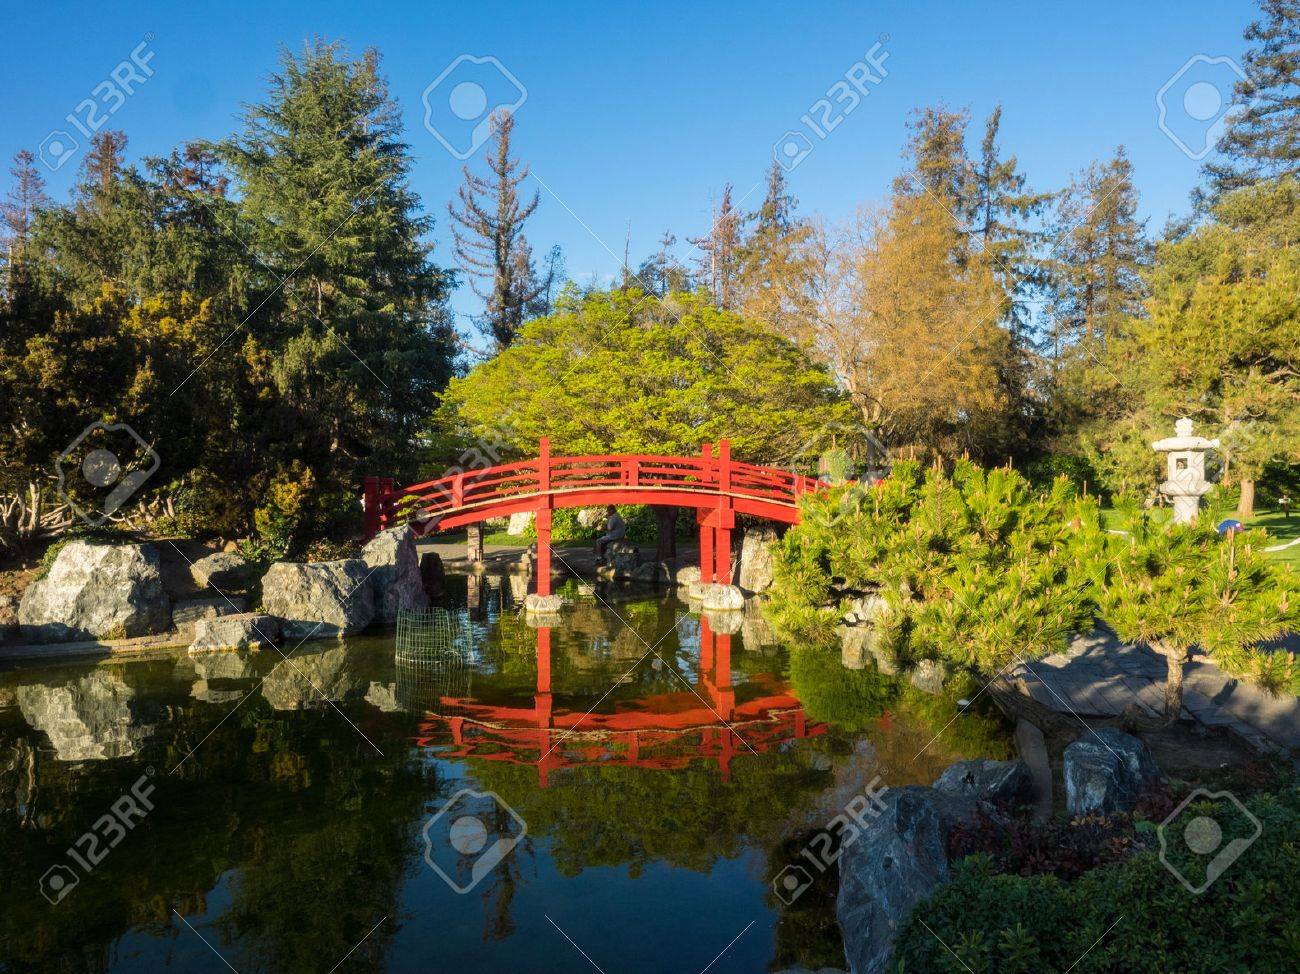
[535, 437, 553, 596]
[534, 626, 553, 727]
[716, 440, 733, 585]
[699, 613, 715, 674]
[535, 507, 552, 596]
[698, 509, 715, 584]
[363, 476, 381, 539]
[699, 444, 715, 583]
[714, 632, 735, 717]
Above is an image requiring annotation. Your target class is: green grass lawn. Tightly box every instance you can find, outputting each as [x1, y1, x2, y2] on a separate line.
[1099, 505, 1300, 569]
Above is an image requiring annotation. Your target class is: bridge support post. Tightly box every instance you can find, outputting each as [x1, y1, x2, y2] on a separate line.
[466, 523, 484, 566]
[535, 507, 552, 597]
[698, 512, 714, 584]
[715, 440, 733, 585]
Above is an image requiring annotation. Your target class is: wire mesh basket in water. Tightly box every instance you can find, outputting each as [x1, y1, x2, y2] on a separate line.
[394, 608, 473, 712]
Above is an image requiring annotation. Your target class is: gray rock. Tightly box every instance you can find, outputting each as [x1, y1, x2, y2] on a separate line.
[631, 561, 673, 584]
[18, 542, 171, 643]
[171, 598, 246, 633]
[842, 593, 889, 626]
[15, 670, 152, 761]
[703, 608, 744, 635]
[190, 649, 259, 681]
[0, 595, 17, 639]
[934, 759, 1032, 805]
[576, 507, 605, 529]
[696, 583, 745, 611]
[1064, 728, 1161, 816]
[365, 681, 401, 712]
[361, 526, 429, 622]
[837, 787, 964, 974]
[908, 658, 949, 695]
[260, 559, 375, 640]
[506, 511, 533, 535]
[675, 565, 702, 588]
[189, 551, 249, 592]
[261, 644, 363, 710]
[737, 526, 779, 593]
[602, 541, 642, 578]
[740, 601, 778, 649]
[524, 593, 565, 615]
[190, 613, 280, 651]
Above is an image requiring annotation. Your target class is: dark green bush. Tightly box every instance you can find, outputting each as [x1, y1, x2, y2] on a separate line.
[893, 788, 1300, 973]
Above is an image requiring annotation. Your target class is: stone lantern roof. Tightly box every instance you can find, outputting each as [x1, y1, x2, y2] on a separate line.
[1153, 416, 1220, 453]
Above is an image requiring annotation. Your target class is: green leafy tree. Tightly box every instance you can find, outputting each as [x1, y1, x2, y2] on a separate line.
[443, 287, 853, 461]
[1093, 180, 1300, 513]
[1098, 514, 1300, 720]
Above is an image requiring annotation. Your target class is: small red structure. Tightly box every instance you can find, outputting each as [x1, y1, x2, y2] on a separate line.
[364, 439, 825, 593]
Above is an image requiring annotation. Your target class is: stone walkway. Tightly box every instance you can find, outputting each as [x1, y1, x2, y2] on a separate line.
[1011, 628, 1300, 756]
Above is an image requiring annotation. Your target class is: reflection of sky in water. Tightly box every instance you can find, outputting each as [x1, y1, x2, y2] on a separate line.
[0, 583, 1009, 973]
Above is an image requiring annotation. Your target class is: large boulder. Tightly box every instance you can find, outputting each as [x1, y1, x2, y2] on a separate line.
[260, 559, 375, 640]
[171, 598, 246, 634]
[737, 526, 779, 594]
[600, 541, 642, 578]
[15, 670, 152, 761]
[696, 583, 745, 611]
[261, 643, 363, 710]
[190, 613, 280, 651]
[675, 565, 702, 589]
[934, 759, 1033, 805]
[18, 542, 171, 643]
[189, 551, 249, 592]
[506, 511, 533, 536]
[0, 595, 18, 640]
[361, 526, 428, 622]
[837, 787, 971, 974]
[908, 659, 950, 695]
[1064, 727, 1161, 816]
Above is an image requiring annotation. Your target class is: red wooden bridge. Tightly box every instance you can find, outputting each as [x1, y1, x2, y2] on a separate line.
[364, 439, 825, 593]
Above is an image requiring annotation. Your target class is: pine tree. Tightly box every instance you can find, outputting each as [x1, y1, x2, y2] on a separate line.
[0, 149, 47, 288]
[636, 230, 692, 296]
[222, 39, 454, 485]
[1047, 148, 1149, 373]
[448, 109, 544, 347]
[690, 184, 742, 310]
[1100, 517, 1300, 721]
[894, 105, 971, 214]
[81, 130, 129, 197]
[1203, 0, 1300, 200]
[738, 160, 814, 333]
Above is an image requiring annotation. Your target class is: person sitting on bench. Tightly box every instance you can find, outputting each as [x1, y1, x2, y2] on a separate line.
[595, 506, 626, 561]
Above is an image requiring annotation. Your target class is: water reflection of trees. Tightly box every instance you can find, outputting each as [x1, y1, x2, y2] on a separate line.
[0, 676, 428, 973]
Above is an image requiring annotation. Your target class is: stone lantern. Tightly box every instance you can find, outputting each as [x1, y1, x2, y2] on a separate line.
[1153, 417, 1220, 524]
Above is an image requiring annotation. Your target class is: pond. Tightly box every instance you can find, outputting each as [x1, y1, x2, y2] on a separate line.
[0, 575, 1012, 973]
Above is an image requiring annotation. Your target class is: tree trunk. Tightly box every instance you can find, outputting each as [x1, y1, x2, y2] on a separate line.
[1156, 641, 1191, 724]
[653, 506, 677, 562]
[1236, 478, 1255, 520]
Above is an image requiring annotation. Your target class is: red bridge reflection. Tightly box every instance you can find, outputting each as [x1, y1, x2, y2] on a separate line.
[412, 617, 826, 787]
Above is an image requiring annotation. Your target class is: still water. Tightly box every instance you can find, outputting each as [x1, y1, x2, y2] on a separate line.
[0, 576, 1011, 973]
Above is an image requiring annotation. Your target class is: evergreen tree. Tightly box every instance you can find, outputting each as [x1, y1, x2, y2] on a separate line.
[636, 230, 692, 296]
[448, 109, 544, 348]
[894, 105, 972, 214]
[222, 40, 455, 505]
[1046, 147, 1150, 434]
[1100, 516, 1300, 721]
[0, 150, 47, 289]
[737, 160, 815, 333]
[1203, 0, 1300, 199]
[690, 184, 742, 310]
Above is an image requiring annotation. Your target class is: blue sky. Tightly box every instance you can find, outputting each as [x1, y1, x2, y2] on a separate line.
[0, 0, 1256, 327]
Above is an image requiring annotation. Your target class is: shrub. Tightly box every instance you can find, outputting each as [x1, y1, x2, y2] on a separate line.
[894, 788, 1300, 973]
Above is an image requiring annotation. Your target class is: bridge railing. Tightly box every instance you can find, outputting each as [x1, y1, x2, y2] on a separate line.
[364, 439, 826, 537]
